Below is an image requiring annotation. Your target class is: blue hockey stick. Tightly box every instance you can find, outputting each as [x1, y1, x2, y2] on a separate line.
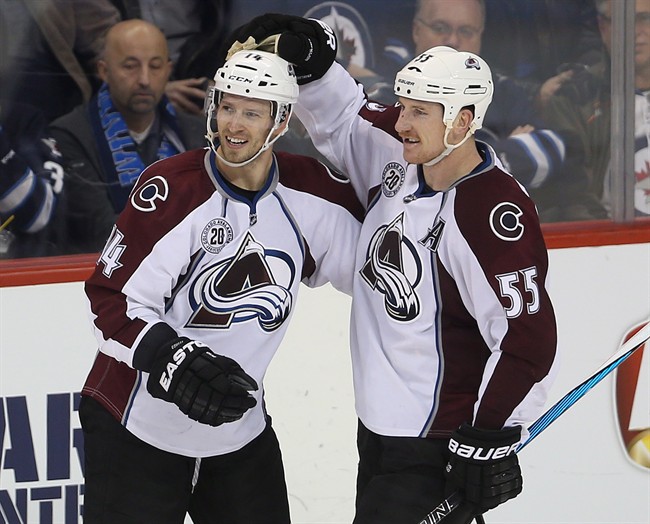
[418, 321, 650, 524]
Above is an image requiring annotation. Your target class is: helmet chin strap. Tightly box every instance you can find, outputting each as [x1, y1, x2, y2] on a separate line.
[213, 124, 288, 168]
[423, 123, 475, 167]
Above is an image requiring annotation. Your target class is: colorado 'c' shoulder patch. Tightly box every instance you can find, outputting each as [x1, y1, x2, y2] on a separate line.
[201, 218, 233, 254]
[489, 202, 524, 241]
[131, 175, 169, 212]
[382, 162, 406, 197]
[366, 101, 387, 112]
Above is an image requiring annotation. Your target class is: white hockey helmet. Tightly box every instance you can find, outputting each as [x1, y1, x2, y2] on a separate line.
[394, 46, 493, 133]
[206, 50, 299, 166]
[213, 50, 299, 105]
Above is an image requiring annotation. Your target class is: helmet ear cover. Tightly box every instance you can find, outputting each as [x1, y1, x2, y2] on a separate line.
[394, 46, 493, 133]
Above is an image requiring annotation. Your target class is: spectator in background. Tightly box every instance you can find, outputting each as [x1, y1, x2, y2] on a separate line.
[112, 0, 232, 115]
[411, 0, 602, 221]
[544, 0, 650, 218]
[0, 0, 120, 123]
[48, 19, 206, 254]
[481, 0, 603, 106]
[0, 101, 65, 258]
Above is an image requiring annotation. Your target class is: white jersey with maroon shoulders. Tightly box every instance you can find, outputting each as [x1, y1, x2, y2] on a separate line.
[296, 63, 559, 439]
[82, 147, 363, 457]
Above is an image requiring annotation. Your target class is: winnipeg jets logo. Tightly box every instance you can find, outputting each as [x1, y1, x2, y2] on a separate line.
[305, 4, 373, 71]
[187, 232, 294, 331]
[360, 213, 422, 321]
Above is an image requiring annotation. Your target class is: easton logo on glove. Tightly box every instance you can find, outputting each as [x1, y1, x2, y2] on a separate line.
[158, 339, 209, 391]
[146, 335, 258, 426]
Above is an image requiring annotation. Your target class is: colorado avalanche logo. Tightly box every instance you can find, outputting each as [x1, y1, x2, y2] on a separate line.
[360, 213, 422, 321]
[187, 232, 295, 331]
[465, 57, 481, 70]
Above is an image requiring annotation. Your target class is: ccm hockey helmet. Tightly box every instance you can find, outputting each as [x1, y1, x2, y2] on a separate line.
[206, 50, 299, 166]
[394, 46, 493, 133]
[212, 50, 299, 105]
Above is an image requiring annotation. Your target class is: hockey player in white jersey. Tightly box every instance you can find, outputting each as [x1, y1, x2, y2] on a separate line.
[79, 49, 363, 523]
[229, 14, 559, 524]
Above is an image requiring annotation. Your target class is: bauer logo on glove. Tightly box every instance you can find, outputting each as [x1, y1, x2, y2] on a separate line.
[448, 435, 519, 461]
[445, 423, 523, 514]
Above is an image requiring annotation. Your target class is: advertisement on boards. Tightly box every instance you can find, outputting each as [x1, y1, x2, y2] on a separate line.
[1, 244, 649, 523]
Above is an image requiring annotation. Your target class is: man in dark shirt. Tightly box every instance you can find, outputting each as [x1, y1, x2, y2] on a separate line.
[48, 19, 205, 253]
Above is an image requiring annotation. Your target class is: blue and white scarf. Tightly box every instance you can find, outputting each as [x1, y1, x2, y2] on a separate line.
[89, 83, 184, 211]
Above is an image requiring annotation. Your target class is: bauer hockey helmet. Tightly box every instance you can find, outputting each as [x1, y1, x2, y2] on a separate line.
[394, 46, 493, 132]
[394, 46, 493, 165]
[206, 50, 299, 167]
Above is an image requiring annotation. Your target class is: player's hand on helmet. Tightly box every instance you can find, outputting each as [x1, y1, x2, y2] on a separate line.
[227, 13, 337, 85]
[445, 423, 523, 515]
[146, 337, 258, 427]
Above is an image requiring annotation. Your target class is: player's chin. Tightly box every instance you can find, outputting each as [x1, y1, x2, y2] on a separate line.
[223, 148, 255, 165]
[401, 146, 421, 165]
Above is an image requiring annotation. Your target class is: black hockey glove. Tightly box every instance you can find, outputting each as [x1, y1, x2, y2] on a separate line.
[445, 423, 523, 515]
[228, 13, 337, 84]
[146, 337, 258, 427]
